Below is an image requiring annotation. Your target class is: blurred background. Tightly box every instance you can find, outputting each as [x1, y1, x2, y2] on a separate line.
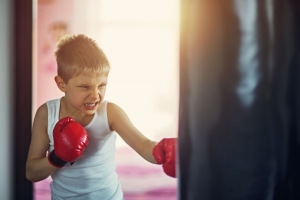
[34, 0, 179, 199]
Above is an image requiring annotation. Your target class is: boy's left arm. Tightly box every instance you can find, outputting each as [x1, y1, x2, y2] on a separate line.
[107, 102, 177, 177]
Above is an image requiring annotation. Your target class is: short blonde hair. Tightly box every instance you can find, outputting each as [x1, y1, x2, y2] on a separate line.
[55, 34, 110, 83]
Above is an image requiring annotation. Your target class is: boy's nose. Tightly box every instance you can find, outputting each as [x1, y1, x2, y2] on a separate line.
[90, 89, 100, 100]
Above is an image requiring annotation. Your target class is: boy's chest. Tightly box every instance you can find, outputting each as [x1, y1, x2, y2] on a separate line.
[75, 114, 94, 127]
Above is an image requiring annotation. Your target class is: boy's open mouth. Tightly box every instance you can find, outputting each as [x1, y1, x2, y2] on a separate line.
[84, 102, 98, 109]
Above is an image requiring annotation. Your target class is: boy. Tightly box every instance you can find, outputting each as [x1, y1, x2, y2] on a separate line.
[26, 34, 176, 200]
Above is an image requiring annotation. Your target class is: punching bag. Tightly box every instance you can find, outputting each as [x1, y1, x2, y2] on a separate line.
[178, 0, 300, 199]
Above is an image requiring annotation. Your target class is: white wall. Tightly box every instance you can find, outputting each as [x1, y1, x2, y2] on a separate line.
[0, 0, 13, 199]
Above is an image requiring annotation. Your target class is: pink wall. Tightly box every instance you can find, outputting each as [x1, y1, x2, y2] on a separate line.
[36, 0, 73, 109]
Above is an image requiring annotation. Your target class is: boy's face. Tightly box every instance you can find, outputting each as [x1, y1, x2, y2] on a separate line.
[55, 73, 108, 115]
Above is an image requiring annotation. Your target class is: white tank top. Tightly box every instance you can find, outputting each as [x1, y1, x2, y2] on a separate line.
[46, 98, 123, 200]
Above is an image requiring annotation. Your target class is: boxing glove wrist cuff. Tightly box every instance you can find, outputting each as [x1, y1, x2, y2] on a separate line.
[48, 150, 67, 168]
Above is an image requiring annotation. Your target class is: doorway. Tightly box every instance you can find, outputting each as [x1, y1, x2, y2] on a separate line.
[33, 0, 179, 199]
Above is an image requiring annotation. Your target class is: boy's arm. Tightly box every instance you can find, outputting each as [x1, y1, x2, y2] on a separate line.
[107, 102, 157, 164]
[26, 103, 57, 182]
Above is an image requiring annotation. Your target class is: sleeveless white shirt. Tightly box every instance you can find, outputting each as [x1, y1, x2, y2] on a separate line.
[46, 98, 123, 200]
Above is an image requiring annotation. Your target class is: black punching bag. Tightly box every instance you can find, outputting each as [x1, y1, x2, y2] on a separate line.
[178, 0, 300, 199]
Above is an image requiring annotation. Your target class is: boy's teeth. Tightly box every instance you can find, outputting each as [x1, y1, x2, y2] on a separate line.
[85, 103, 95, 106]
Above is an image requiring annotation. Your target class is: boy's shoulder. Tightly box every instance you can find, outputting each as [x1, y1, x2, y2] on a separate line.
[106, 101, 126, 119]
[36, 97, 61, 115]
[35, 97, 61, 118]
[45, 97, 62, 106]
[35, 103, 48, 117]
[106, 101, 118, 112]
[33, 103, 48, 126]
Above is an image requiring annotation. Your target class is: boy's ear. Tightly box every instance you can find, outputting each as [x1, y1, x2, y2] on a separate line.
[55, 76, 66, 92]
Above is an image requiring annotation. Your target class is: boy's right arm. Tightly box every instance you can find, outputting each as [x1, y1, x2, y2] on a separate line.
[26, 103, 57, 182]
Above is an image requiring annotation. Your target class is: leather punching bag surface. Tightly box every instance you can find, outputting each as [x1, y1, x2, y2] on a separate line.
[178, 0, 300, 200]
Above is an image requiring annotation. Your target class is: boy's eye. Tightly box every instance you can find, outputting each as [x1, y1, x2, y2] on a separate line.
[79, 86, 89, 89]
[98, 84, 107, 88]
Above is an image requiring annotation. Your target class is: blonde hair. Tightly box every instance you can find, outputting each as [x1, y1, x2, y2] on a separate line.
[55, 34, 110, 83]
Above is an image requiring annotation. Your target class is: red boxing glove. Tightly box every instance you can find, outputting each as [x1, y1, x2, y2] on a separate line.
[152, 138, 177, 178]
[48, 117, 89, 168]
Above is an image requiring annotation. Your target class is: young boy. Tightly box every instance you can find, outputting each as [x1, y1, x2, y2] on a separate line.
[26, 34, 176, 200]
